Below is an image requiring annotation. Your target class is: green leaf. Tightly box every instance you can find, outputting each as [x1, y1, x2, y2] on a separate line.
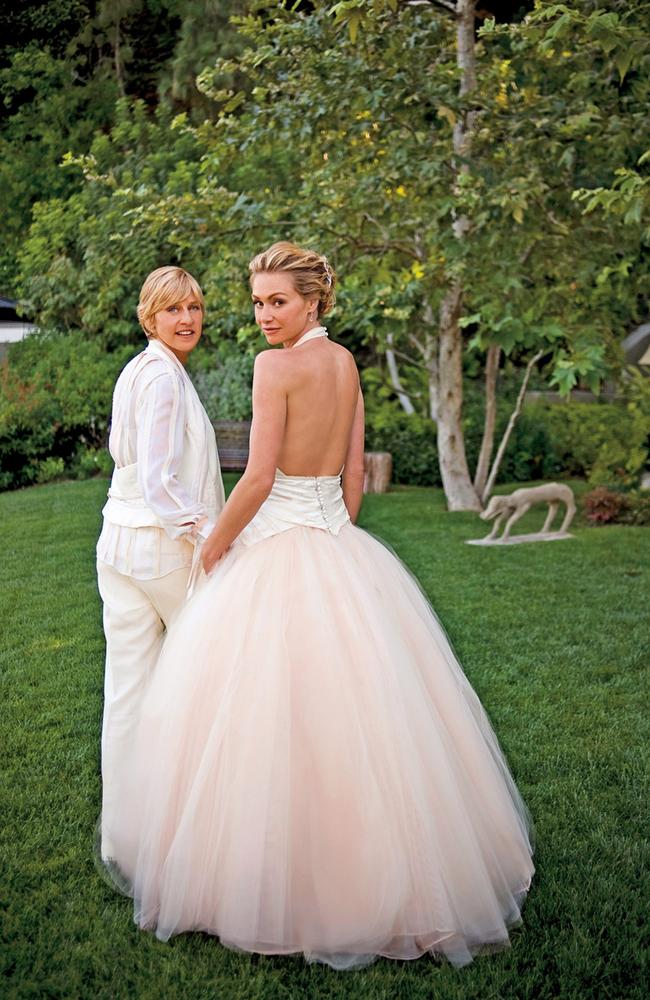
[459, 313, 482, 328]
[348, 12, 362, 43]
[436, 105, 456, 128]
[549, 366, 577, 396]
[614, 49, 633, 83]
[623, 200, 643, 226]
[547, 12, 572, 40]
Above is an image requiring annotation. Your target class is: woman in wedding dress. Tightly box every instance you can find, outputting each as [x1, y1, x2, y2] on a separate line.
[107, 242, 535, 970]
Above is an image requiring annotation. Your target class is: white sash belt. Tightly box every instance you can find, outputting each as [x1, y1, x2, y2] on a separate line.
[102, 464, 168, 529]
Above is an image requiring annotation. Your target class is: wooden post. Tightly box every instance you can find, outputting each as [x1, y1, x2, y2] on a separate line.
[364, 452, 392, 494]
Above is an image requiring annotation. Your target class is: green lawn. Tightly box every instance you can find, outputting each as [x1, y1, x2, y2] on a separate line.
[1, 477, 648, 1000]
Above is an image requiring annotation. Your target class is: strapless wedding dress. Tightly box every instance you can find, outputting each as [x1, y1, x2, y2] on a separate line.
[106, 329, 534, 970]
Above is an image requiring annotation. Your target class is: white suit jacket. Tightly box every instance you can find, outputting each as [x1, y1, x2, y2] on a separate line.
[97, 339, 225, 579]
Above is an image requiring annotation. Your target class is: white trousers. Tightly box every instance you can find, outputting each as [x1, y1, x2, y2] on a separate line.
[97, 558, 191, 860]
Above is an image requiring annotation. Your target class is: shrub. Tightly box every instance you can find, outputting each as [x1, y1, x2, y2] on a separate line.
[588, 370, 650, 487]
[498, 413, 563, 481]
[190, 344, 254, 422]
[463, 392, 561, 483]
[365, 392, 562, 488]
[365, 407, 440, 486]
[0, 365, 60, 489]
[69, 446, 114, 480]
[524, 393, 650, 487]
[0, 330, 132, 491]
[34, 456, 65, 484]
[583, 487, 630, 525]
[339, 374, 650, 491]
[618, 490, 650, 526]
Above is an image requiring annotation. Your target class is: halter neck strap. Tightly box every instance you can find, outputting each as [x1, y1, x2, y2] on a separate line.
[291, 325, 328, 348]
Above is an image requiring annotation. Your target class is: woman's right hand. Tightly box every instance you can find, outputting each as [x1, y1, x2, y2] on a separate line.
[201, 534, 228, 575]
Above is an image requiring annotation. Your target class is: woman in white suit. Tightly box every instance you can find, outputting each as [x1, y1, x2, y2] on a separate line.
[96, 266, 224, 861]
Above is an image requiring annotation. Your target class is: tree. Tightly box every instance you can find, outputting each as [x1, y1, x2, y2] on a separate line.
[326, 0, 648, 507]
[198, 0, 646, 505]
[0, 1, 245, 294]
[158, 0, 248, 115]
[0, 11, 117, 292]
[14, 1, 649, 511]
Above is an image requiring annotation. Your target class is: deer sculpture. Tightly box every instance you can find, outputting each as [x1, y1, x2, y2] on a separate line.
[478, 483, 576, 543]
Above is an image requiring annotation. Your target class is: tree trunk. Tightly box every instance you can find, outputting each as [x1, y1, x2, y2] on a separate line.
[114, 23, 126, 98]
[364, 452, 392, 493]
[421, 301, 439, 422]
[452, 0, 478, 238]
[473, 343, 501, 499]
[435, 0, 481, 511]
[437, 282, 481, 510]
[481, 349, 543, 504]
[427, 345, 439, 422]
[386, 334, 415, 414]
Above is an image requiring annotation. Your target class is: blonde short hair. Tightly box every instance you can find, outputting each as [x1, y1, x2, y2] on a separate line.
[248, 242, 336, 317]
[137, 266, 205, 338]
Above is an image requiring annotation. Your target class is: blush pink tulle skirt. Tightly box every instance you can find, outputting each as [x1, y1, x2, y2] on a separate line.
[106, 522, 535, 970]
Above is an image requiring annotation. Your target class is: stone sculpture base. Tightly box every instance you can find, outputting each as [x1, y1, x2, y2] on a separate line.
[466, 531, 574, 546]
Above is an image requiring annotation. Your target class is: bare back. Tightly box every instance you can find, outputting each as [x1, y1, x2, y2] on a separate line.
[202, 334, 365, 566]
[271, 339, 359, 476]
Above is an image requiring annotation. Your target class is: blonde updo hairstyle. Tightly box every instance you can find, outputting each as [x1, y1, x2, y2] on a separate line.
[248, 242, 336, 317]
[137, 265, 205, 338]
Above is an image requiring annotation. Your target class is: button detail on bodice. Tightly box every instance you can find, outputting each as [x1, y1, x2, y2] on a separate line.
[315, 478, 334, 534]
[239, 469, 350, 547]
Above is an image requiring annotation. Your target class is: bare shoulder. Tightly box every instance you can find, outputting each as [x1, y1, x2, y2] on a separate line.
[329, 340, 354, 359]
[253, 349, 292, 392]
[253, 341, 358, 380]
[254, 348, 287, 372]
[330, 340, 360, 378]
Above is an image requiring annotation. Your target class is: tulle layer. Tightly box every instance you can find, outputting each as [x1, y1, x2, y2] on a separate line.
[108, 523, 534, 970]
